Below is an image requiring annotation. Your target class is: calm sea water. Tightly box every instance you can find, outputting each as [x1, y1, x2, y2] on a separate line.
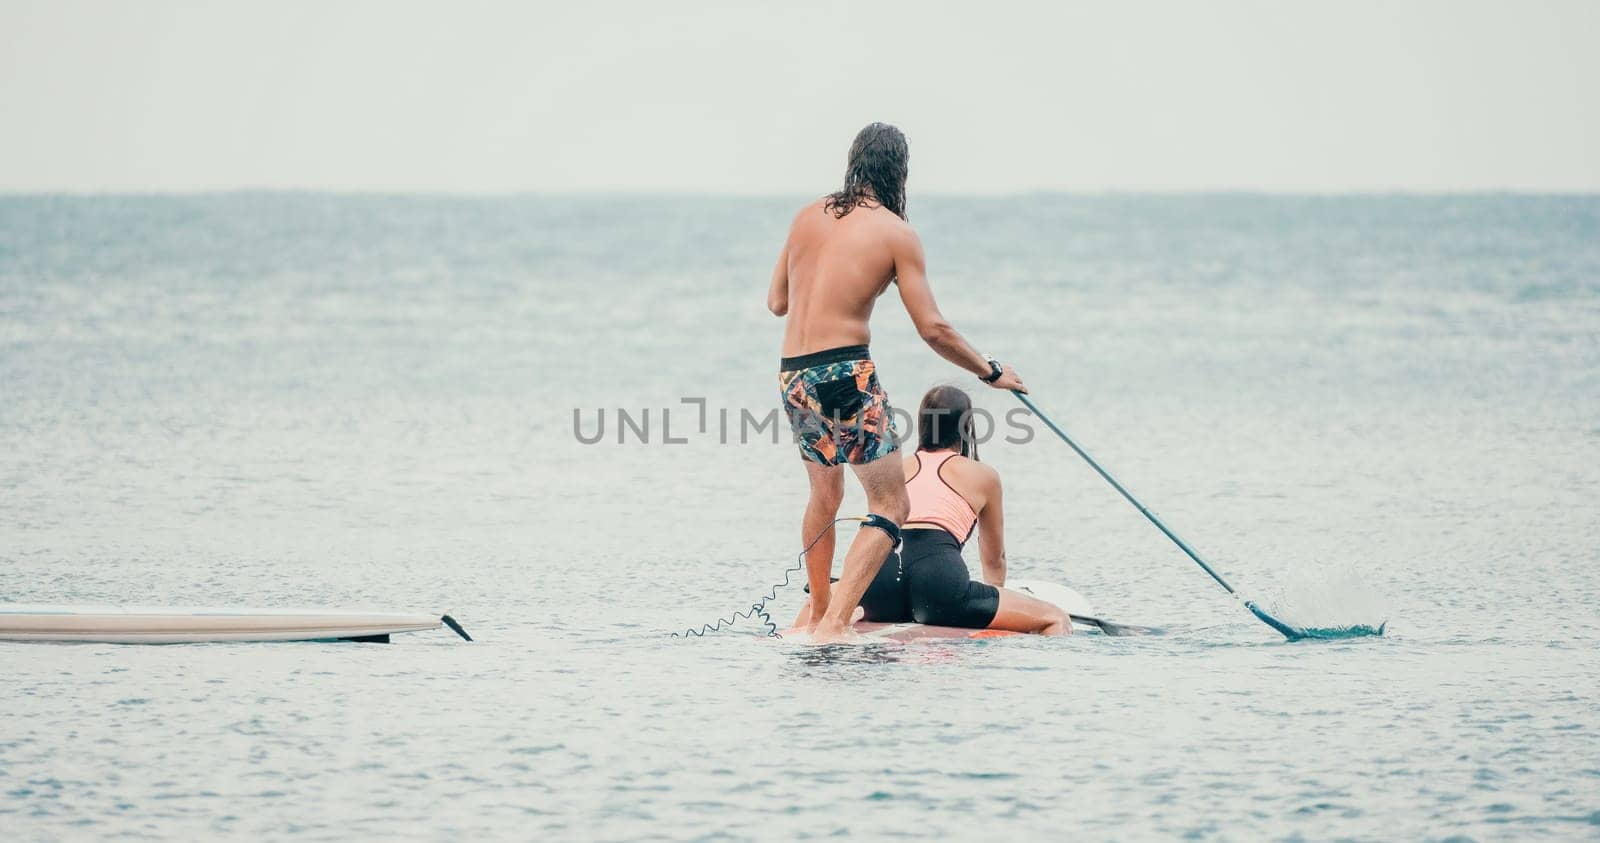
[2, 194, 1598, 840]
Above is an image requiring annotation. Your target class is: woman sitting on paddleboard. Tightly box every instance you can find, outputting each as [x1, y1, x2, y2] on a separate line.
[793, 385, 1073, 635]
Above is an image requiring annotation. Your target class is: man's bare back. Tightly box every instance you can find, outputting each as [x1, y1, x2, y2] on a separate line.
[769, 198, 905, 358]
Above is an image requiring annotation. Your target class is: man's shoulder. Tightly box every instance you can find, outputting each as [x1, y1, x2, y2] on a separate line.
[857, 204, 916, 243]
[791, 197, 829, 220]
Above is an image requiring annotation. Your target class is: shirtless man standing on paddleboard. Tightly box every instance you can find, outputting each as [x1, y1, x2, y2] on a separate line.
[769, 122, 1027, 643]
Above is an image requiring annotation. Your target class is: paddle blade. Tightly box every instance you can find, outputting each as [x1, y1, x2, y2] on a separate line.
[1245, 601, 1386, 641]
[1070, 615, 1165, 637]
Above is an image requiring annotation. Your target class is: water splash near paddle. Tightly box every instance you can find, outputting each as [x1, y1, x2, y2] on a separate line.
[1013, 391, 1387, 641]
[1246, 562, 1389, 640]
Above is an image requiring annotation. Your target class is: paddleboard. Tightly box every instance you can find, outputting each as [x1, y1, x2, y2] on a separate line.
[780, 580, 1112, 641]
[0, 604, 464, 644]
[1008, 578, 1096, 617]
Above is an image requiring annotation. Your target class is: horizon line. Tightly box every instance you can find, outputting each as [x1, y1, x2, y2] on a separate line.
[2, 187, 1599, 200]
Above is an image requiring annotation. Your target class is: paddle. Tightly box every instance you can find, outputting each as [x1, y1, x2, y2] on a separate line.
[1068, 614, 1163, 637]
[1012, 390, 1384, 641]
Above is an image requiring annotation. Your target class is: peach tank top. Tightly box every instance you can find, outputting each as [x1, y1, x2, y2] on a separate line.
[905, 450, 979, 544]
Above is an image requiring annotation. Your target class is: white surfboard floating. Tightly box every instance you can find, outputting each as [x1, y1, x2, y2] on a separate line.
[0, 604, 473, 644]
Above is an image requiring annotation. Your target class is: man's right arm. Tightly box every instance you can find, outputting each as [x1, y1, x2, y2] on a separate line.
[767, 240, 789, 316]
[892, 226, 1027, 392]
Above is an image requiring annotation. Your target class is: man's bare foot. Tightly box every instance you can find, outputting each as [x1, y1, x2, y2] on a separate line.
[808, 619, 861, 645]
[805, 602, 827, 632]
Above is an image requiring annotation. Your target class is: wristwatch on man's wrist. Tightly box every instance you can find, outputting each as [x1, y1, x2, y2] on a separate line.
[980, 354, 1004, 384]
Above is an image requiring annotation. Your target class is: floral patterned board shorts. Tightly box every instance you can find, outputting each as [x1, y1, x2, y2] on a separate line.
[778, 344, 899, 466]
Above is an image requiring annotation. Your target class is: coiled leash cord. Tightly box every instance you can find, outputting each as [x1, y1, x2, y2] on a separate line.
[672, 516, 879, 639]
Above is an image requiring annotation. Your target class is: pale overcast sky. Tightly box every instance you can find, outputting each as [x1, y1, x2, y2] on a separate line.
[1, 0, 1596, 193]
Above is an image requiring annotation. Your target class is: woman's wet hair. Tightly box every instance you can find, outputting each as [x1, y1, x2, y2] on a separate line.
[917, 385, 977, 460]
[824, 122, 908, 220]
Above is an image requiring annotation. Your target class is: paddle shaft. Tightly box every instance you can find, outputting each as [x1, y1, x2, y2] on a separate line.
[1012, 391, 1240, 597]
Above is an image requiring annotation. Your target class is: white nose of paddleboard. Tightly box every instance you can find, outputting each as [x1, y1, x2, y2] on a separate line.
[0, 605, 444, 644]
[1005, 580, 1096, 618]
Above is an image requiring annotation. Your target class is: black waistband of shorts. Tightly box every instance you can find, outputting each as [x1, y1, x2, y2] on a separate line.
[902, 527, 962, 552]
[779, 344, 871, 371]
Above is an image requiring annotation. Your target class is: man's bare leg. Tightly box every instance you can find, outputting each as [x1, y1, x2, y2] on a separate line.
[800, 461, 844, 628]
[810, 454, 910, 644]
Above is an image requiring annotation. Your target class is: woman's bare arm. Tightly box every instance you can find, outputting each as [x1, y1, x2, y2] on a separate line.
[976, 468, 1006, 587]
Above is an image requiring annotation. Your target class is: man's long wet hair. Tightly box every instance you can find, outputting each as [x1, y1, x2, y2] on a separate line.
[824, 122, 908, 220]
[917, 385, 978, 460]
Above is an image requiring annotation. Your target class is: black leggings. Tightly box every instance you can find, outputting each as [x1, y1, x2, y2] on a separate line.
[858, 529, 1000, 628]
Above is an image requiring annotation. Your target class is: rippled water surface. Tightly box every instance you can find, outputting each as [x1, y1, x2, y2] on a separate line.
[2, 195, 1598, 840]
